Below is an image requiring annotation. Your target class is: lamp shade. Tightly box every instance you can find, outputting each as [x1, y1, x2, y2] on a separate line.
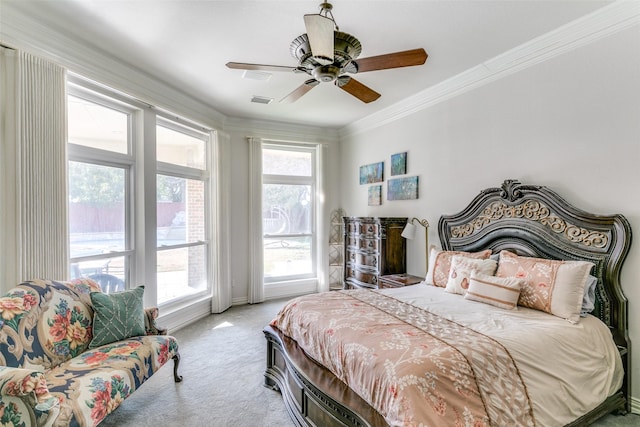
[401, 222, 416, 239]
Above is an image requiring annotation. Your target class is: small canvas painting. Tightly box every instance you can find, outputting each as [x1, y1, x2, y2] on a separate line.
[387, 176, 419, 200]
[391, 152, 407, 176]
[359, 162, 384, 184]
[368, 185, 382, 206]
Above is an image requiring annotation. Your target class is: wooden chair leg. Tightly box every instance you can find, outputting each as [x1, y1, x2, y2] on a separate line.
[173, 354, 183, 382]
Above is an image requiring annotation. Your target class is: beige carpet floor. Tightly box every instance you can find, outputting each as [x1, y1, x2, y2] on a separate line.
[100, 297, 639, 427]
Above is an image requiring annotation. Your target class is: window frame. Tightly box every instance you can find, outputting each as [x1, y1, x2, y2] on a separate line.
[155, 114, 212, 305]
[262, 142, 317, 284]
[67, 81, 139, 289]
[67, 75, 215, 307]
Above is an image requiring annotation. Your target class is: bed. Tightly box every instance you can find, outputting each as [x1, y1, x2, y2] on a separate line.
[263, 179, 632, 426]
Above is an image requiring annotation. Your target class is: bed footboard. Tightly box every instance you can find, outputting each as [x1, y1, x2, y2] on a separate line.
[264, 325, 387, 427]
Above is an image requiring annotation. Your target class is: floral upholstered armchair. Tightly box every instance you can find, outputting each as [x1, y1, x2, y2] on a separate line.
[0, 279, 182, 427]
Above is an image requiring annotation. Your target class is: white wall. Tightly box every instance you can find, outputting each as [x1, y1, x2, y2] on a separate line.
[339, 25, 640, 407]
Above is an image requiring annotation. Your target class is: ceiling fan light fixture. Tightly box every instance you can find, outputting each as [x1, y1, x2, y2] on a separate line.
[304, 14, 335, 65]
[312, 64, 340, 83]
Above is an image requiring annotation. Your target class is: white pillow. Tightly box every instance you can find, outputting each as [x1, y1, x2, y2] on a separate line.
[444, 255, 498, 295]
[464, 273, 523, 310]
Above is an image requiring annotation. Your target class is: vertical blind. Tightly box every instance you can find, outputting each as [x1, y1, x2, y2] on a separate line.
[15, 50, 68, 282]
[248, 137, 265, 303]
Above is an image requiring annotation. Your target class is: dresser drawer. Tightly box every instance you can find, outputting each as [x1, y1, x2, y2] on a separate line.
[358, 222, 379, 237]
[346, 236, 379, 252]
[345, 267, 377, 288]
[352, 251, 378, 269]
[346, 221, 380, 237]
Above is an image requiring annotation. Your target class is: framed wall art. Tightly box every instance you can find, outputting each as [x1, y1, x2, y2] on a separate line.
[387, 176, 419, 200]
[359, 161, 384, 184]
[368, 185, 382, 206]
[390, 152, 407, 176]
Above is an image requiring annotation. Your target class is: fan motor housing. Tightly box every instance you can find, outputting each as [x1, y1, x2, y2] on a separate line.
[312, 65, 340, 82]
[290, 32, 362, 72]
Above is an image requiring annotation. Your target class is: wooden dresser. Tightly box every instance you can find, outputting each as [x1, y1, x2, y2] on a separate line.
[343, 217, 407, 289]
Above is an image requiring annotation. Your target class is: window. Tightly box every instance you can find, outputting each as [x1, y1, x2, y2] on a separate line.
[262, 144, 316, 283]
[67, 77, 213, 306]
[156, 117, 210, 304]
[67, 92, 135, 289]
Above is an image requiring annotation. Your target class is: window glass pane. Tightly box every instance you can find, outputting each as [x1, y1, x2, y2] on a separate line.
[69, 162, 126, 258]
[263, 148, 311, 176]
[70, 257, 126, 293]
[263, 184, 311, 234]
[157, 245, 206, 304]
[157, 176, 205, 245]
[264, 236, 312, 277]
[156, 124, 206, 170]
[68, 96, 128, 154]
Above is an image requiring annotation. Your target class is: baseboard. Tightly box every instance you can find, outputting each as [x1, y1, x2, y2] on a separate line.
[159, 298, 211, 333]
[631, 396, 640, 414]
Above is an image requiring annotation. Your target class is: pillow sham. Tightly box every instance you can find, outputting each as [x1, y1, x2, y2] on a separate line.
[495, 251, 594, 323]
[581, 275, 598, 317]
[464, 273, 523, 310]
[425, 247, 492, 287]
[444, 255, 498, 295]
[89, 286, 146, 348]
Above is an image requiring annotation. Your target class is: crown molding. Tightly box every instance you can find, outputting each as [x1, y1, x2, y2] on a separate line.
[2, 1, 637, 140]
[0, 2, 227, 130]
[224, 116, 339, 143]
[339, 0, 640, 139]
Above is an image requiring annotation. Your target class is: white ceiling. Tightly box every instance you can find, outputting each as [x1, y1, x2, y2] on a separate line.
[4, 0, 614, 129]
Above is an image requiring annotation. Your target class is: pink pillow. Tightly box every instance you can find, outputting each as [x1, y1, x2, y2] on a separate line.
[425, 247, 492, 287]
[495, 251, 593, 323]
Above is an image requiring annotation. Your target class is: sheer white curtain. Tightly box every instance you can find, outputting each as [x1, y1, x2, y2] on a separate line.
[0, 47, 68, 289]
[248, 137, 264, 303]
[211, 130, 232, 313]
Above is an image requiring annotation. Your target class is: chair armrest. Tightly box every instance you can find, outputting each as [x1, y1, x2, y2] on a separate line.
[144, 307, 167, 335]
[0, 366, 58, 411]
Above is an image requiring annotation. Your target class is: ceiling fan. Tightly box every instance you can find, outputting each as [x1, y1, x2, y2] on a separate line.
[226, 2, 428, 104]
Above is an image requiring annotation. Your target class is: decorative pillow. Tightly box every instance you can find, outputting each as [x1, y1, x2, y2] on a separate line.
[496, 251, 594, 323]
[89, 286, 145, 348]
[464, 273, 523, 310]
[425, 246, 492, 287]
[444, 255, 498, 295]
[581, 275, 598, 317]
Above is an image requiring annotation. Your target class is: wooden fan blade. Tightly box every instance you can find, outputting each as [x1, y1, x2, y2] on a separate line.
[353, 48, 428, 73]
[226, 62, 298, 73]
[335, 76, 381, 103]
[280, 79, 320, 103]
[304, 14, 334, 64]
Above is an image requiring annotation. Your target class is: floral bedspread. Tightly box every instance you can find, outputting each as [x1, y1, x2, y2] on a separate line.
[271, 289, 536, 427]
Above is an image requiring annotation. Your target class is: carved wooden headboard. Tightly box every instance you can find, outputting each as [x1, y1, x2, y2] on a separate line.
[438, 179, 632, 411]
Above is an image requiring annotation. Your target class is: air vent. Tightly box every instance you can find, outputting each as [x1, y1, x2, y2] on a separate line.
[251, 96, 273, 104]
[242, 70, 272, 81]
